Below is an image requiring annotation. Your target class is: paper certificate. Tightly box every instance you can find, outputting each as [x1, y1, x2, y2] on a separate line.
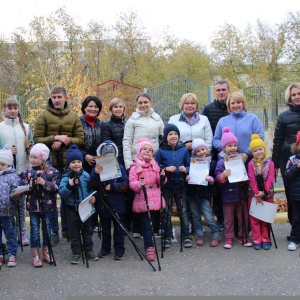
[10, 185, 30, 196]
[78, 191, 97, 223]
[223, 153, 248, 183]
[188, 156, 211, 186]
[249, 197, 278, 223]
[95, 153, 122, 182]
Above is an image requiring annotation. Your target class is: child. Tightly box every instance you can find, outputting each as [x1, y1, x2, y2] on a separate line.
[155, 124, 191, 249]
[285, 131, 300, 251]
[186, 138, 220, 247]
[129, 138, 166, 261]
[215, 127, 252, 249]
[0, 98, 33, 246]
[0, 144, 20, 267]
[58, 145, 98, 264]
[90, 140, 129, 260]
[248, 134, 275, 250]
[20, 143, 60, 267]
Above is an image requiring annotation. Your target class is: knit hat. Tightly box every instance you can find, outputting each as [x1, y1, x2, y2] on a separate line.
[137, 138, 154, 155]
[97, 140, 119, 157]
[192, 138, 208, 154]
[249, 134, 266, 153]
[0, 144, 13, 166]
[30, 143, 50, 161]
[221, 127, 238, 148]
[163, 124, 180, 142]
[66, 144, 83, 166]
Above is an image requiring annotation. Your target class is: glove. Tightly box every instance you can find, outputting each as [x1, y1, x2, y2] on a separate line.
[206, 175, 214, 185]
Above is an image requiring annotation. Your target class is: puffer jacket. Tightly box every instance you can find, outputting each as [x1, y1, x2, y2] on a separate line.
[272, 104, 300, 169]
[285, 153, 300, 202]
[0, 167, 20, 217]
[123, 108, 164, 170]
[34, 99, 84, 169]
[129, 158, 166, 213]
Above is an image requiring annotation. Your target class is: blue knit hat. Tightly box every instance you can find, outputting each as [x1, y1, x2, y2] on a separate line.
[163, 124, 180, 142]
[66, 145, 83, 166]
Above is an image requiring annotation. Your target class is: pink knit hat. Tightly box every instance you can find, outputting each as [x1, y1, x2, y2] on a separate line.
[137, 138, 154, 155]
[221, 127, 238, 148]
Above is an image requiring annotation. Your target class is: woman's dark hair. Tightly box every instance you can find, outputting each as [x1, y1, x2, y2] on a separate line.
[135, 92, 152, 102]
[81, 96, 102, 116]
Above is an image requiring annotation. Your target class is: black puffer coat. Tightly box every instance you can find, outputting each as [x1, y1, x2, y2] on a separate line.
[285, 153, 300, 201]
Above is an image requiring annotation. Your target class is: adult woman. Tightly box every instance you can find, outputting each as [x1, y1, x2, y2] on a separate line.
[272, 83, 300, 231]
[213, 92, 264, 162]
[168, 92, 213, 152]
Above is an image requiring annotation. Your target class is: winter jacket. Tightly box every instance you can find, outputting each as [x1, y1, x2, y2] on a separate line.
[272, 104, 300, 169]
[168, 113, 213, 151]
[0, 167, 20, 217]
[213, 110, 264, 157]
[0, 116, 33, 174]
[129, 158, 166, 213]
[123, 108, 164, 170]
[155, 141, 190, 189]
[202, 99, 229, 134]
[215, 152, 248, 203]
[34, 99, 84, 169]
[90, 163, 128, 216]
[101, 115, 126, 166]
[285, 153, 300, 202]
[59, 168, 94, 207]
[20, 165, 60, 212]
[79, 115, 102, 174]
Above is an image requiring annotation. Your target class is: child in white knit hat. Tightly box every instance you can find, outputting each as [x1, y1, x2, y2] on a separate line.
[0, 144, 21, 267]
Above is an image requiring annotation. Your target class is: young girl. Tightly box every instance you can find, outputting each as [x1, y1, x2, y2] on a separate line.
[20, 143, 60, 267]
[129, 138, 166, 261]
[0, 98, 33, 246]
[186, 138, 220, 247]
[215, 127, 252, 249]
[0, 144, 20, 267]
[248, 134, 275, 250]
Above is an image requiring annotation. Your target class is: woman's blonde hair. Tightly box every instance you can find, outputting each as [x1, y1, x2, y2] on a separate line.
[226, 92, 247, 112]
[285, 83, 300, 104]
[178, 93, 200, 111]
[109, 98, 126, 116]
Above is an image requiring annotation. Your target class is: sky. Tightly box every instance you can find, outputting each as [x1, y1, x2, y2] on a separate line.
[1, 0, 299, 50]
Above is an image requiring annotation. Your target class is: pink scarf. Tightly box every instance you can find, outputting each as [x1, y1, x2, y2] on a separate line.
[135, 157, 159, 173]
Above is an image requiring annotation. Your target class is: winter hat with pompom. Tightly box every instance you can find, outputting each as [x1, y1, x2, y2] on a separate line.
[30, 143, 50, 161]
[137, 138, 154, 155]
[0, 144, 13, 166]
[97, 140, 119, 157]
[249, 134, 266, 153]
[221, 127, 238, 148]
[192, 138, 208, 155]
[66, 144, 83, 166]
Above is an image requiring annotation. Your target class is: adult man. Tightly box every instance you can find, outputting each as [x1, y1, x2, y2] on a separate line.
[34, 85, 84, 246]
[202, 80, 230, 231]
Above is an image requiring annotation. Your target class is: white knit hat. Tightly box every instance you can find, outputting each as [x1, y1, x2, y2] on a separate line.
[192, 138, 208, 155]
[30, 143, 50, 161]
[0, 144, 13, 166]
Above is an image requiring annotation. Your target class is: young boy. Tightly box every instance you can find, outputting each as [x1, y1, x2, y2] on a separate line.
[0, 144, 20, 267]
[58, 145, 98, 264]
[155, 124, 192, 248]
[90, 140, 129, 260]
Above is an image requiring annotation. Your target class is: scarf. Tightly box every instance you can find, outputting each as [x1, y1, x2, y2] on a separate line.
[135, 157, 159, 173]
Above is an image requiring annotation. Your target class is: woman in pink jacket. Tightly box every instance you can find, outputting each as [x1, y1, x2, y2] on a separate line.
[129, 138, 166, 261]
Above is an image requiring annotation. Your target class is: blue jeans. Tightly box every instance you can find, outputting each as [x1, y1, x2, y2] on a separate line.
[0, 216, 18, 255]
[188, 195, 219, 240]
[140, 211, 156, 248]
[29, 211, 52, 248]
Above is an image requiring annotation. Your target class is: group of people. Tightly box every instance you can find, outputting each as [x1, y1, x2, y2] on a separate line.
[1, 80, 300, 269]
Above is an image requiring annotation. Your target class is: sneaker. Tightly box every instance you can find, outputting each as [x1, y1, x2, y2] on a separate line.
[21, 234, 29, 246]
[183, 237, 193, 248]
[224, 238, 233, 249]
[253, 243, 262, 250]
[98, 249, 111, 258]
[50, 233, 59, 247]
[133, 232, 142, 238]
[7, 254, 17, 267]
[262, 242, 270, 250]
[71, 255, 81, 264]
[61, 229, 68, 239]
[210, 238, 219, 247]
[196, 236, 205, 246]
[146, 247, 155, 261]
[0, 255, 3, 266]
[87, 250, 99, 261]
[288, 241, 300, 251]
[238, 237, 252, 247]
[114, 253, 124, 260]
[164, 239, 171, 248]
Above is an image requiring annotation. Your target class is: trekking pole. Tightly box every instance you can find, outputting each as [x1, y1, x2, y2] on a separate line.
[98, 183, 156, 271]
[141, 178, 161, 271]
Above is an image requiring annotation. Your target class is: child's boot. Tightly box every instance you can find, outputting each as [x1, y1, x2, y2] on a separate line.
[42, 246, 52, 264]
[31, 247, 43, 267]
[146, 247, 155, 261]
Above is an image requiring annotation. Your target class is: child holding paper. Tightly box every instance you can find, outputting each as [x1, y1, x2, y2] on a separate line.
[58, 145, 98, 264]
[186, 138, 219, 247]
[248, 134, 275, 250]
[215, 127, 252, 249]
